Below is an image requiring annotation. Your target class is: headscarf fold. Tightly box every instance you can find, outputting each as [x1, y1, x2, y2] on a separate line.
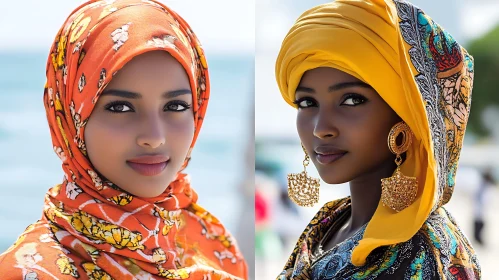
[0, 0, 247, 279]
[276, 0, 473, 266]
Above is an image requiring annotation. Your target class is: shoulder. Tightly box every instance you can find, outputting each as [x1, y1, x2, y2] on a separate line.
[0, 221, 79, 280]
[313, 197, 351, 226]
[291, 197, 351, 239]
[357, 208, 481, 280]
[298, 197, 351, 247]
[320, 197, 351, 213]
[417, 207, 481, 279]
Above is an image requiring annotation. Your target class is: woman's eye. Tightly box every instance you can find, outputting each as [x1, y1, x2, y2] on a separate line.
[294, 98, 316, 109]
[300, 100, 313, 108]
[106, 103, 133, 112]
[165, 101, 191, 112]
[341, 95, 366, 106]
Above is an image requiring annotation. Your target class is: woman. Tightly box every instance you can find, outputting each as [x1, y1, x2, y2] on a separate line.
[0, 0, 247, 279]
[275, 0, 480, 279]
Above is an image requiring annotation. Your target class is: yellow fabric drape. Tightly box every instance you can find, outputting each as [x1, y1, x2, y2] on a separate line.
[276, 0, 445, 266]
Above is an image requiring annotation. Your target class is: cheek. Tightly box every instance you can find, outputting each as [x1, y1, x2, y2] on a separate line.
[353, 108, 396, 157]
[167, 113, 195, 153]
[296, 111, 314, 141]
[85, 117, 130, 149]
[84, 118, 108, 174]
[84, 114, 134, 171]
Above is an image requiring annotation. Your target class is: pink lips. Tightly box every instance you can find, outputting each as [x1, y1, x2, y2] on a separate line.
[314, 146, 347, 165]
[126, 155, 169, 176]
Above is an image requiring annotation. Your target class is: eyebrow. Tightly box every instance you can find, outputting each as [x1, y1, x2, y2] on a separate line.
[100, 89, 192, 99]
[296, 81, 373, 93]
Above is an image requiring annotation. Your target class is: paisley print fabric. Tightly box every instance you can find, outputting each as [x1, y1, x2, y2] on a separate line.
[396, 0, 474, 211]
[0, 1, 247, 279]
[278, 198, 480, 279]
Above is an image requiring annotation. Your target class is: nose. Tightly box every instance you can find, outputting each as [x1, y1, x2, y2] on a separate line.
[313, 108, 339, 139]
[136, 113, 165, 149]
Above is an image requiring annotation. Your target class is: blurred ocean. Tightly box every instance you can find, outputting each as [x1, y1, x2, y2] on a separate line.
[0, 51, 254, 253]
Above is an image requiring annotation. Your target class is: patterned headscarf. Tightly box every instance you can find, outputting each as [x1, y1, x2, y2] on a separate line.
[275, 0, 473, 266]
[0, 0, 247, 279]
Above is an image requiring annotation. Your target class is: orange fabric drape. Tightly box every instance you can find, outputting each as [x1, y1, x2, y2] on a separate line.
[0, 1, 247, 279]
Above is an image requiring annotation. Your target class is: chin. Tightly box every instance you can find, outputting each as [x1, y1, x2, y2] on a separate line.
[315, 167, 352, 185]
[320, 176, 351, 185]
[121, 179, 170, 198]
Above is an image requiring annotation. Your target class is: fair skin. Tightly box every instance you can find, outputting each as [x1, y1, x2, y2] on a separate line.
[85, 51, 194, 198]
[295, 67, 402, 252]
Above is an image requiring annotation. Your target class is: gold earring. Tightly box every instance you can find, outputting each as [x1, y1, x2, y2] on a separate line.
[287, 144, 320, 207]
[381, 122, 418, 212]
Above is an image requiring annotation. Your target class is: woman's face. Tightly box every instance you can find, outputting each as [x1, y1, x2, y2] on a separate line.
[295, 67, 401, 184]
[85, 51, 194, 198]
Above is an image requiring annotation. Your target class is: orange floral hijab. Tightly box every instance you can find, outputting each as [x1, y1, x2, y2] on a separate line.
[0, 0, 247, 279]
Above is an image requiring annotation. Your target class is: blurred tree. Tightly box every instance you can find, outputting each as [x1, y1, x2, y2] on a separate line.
[467, 24, 499, 138]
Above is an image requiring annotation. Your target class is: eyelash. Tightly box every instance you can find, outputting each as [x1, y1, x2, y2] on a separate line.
[105, 101, 134, 113]
[293, 97, 317, 109]
[164, 100, 191, 112]
[341, 93, 368, 106]
[293, 93, 368, 109]
[104, 100, 192, 113]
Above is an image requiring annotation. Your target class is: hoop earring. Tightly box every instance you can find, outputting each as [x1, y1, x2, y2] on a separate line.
[380, 122, 418, 212]
[287, 144, 320, 207]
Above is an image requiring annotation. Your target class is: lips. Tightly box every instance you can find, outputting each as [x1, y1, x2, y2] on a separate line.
[126, 155, 170, 176]
[314, 146, 347, 165]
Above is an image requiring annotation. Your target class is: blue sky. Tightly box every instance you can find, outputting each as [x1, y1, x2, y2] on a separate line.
[1, 0, 497, 56]
[0, 0, 255, 55]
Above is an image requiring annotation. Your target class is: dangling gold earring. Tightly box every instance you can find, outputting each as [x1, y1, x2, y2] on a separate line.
[381, 122, 418, 212]
[287, 144, 320, 207]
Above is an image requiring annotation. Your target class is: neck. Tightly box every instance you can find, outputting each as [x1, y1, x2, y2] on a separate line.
[347, 159, 397, 231]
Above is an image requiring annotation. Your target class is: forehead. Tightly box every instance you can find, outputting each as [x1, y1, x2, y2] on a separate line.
[105, 51, 190, 90]
[112, 51, 184, 78]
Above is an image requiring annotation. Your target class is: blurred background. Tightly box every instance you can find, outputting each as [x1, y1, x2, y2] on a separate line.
[255, 0, 499, 279]
[0, 0, 255, 278]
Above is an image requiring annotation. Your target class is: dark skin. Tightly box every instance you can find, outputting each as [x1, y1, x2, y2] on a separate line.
[295, 67, 402, 252]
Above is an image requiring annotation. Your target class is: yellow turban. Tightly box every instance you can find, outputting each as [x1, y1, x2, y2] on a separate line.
[276, 0, 473, 266]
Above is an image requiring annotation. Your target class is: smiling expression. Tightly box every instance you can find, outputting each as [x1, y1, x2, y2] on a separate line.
[84, 51, 195, 198]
